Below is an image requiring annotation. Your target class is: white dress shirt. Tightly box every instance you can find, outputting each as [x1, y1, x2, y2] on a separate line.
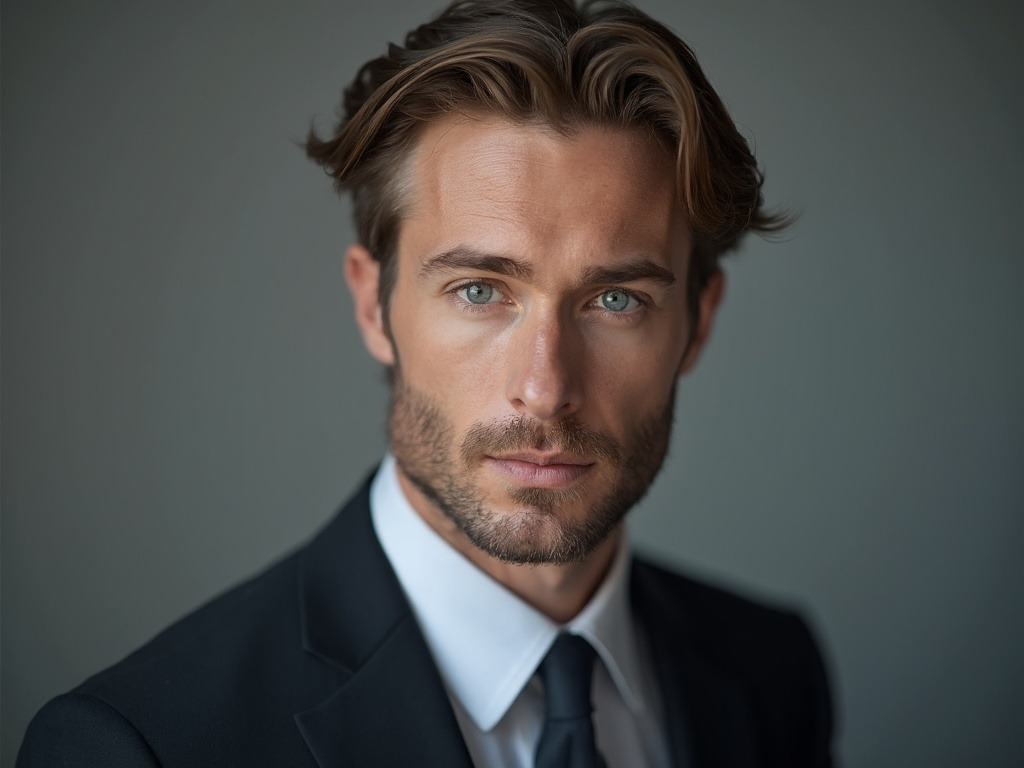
[370, 453, 671, 768]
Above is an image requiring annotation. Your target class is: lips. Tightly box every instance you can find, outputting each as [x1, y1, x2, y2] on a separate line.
[485, 452, 595, 488]
[491, 451, 590, 466]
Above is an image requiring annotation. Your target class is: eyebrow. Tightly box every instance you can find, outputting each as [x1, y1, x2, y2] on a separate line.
[419, 248, 534, 280]
[418, 247, 677, 288]
[581, 258, 677, 288]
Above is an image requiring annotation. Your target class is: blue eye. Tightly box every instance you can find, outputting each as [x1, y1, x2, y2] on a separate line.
[599, 290, 638, 312]
[458, 282, 502, 305]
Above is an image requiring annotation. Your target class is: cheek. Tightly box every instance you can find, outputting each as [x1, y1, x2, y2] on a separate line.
[588, 353, 676, 433]
[581, 329, 684, 438]
[580, 320, 686, 415]
[391, 299, 509, 412]
[390, 281, 686, 430]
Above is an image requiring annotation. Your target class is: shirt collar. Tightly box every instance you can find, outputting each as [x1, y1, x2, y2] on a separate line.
[369, 453, 647, 732]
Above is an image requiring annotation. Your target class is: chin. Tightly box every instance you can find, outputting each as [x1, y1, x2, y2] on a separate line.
[453, 488, 622, 566]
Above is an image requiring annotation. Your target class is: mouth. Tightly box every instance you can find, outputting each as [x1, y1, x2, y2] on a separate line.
[485, 452, 595, 489]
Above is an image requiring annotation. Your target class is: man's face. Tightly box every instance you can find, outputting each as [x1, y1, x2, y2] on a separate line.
[348, 115, 721, 565]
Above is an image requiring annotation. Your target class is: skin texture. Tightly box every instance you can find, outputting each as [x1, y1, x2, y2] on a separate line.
[346, 114, 723, 621]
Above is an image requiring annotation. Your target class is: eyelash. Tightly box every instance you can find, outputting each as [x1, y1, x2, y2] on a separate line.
[448, 280, 510, 315]
[590, 289, 648, 324]
[446, 280, 649, 320]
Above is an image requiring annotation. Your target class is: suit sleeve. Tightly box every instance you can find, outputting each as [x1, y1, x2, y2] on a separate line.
[793, 613, 836, 768]
[17, 693, 161, 768]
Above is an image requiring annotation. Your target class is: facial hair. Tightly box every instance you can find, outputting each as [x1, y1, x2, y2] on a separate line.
[388, 372, 676, 565]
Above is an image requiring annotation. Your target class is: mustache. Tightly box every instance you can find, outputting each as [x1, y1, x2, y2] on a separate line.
[460, 415, 622, 463]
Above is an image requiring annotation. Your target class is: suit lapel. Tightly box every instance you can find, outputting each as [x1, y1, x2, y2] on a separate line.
[632, 560, 759, 768]
[293, 474, 474, 768]
[292, 477, 761, 767]
[295, 615, 473, 768]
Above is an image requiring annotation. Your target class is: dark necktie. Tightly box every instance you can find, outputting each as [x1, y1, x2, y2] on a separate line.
[534, 633, 607, 768]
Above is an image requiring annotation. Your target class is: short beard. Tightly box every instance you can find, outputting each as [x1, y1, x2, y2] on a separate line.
[388, 374, 676, 565]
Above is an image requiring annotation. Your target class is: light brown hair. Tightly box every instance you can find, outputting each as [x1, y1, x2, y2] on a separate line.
[306, 0, 787, 325]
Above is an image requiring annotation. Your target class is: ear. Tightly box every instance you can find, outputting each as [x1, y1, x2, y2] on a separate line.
[678, 268, 725, 376]
[344, 243, 395, 366]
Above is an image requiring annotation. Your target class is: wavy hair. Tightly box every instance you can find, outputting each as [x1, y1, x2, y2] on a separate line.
[306, 0, 787, 323]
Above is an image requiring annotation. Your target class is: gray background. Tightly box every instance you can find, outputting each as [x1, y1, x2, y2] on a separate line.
[3, 0, 1022, 765]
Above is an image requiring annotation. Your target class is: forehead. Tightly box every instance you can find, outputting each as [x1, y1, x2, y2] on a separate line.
[398, 114, 688, 270]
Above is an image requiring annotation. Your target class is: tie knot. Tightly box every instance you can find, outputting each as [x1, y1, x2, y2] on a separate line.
[539, 633, 597, 720]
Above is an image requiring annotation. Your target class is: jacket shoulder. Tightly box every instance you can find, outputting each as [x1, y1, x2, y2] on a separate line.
[79, 549, 306, 698]
[23, 549, 339, 766]
[633, 555, 835, 767]
[633, 554, 819, 642]
[18, 693, 161, 768]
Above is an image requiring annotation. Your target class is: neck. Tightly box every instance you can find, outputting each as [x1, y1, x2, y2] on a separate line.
[396, 470, 621, 624]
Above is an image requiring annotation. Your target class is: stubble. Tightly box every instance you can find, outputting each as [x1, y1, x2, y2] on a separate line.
[388, 373, 676, 565]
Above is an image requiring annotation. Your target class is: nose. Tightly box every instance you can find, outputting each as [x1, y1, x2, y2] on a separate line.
[505, 313, 584, 421]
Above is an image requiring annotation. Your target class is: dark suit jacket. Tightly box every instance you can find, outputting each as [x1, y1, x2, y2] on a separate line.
[19, 473, 834, 767]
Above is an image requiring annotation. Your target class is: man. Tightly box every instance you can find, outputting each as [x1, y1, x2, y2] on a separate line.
[19, 1, 834, 766]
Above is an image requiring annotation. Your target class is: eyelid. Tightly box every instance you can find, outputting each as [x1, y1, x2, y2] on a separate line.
[447, 277, 508, 295]
[591, 287, 648, 309]
[444, 280, 649, 314]
[447, 278, 511, 308]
